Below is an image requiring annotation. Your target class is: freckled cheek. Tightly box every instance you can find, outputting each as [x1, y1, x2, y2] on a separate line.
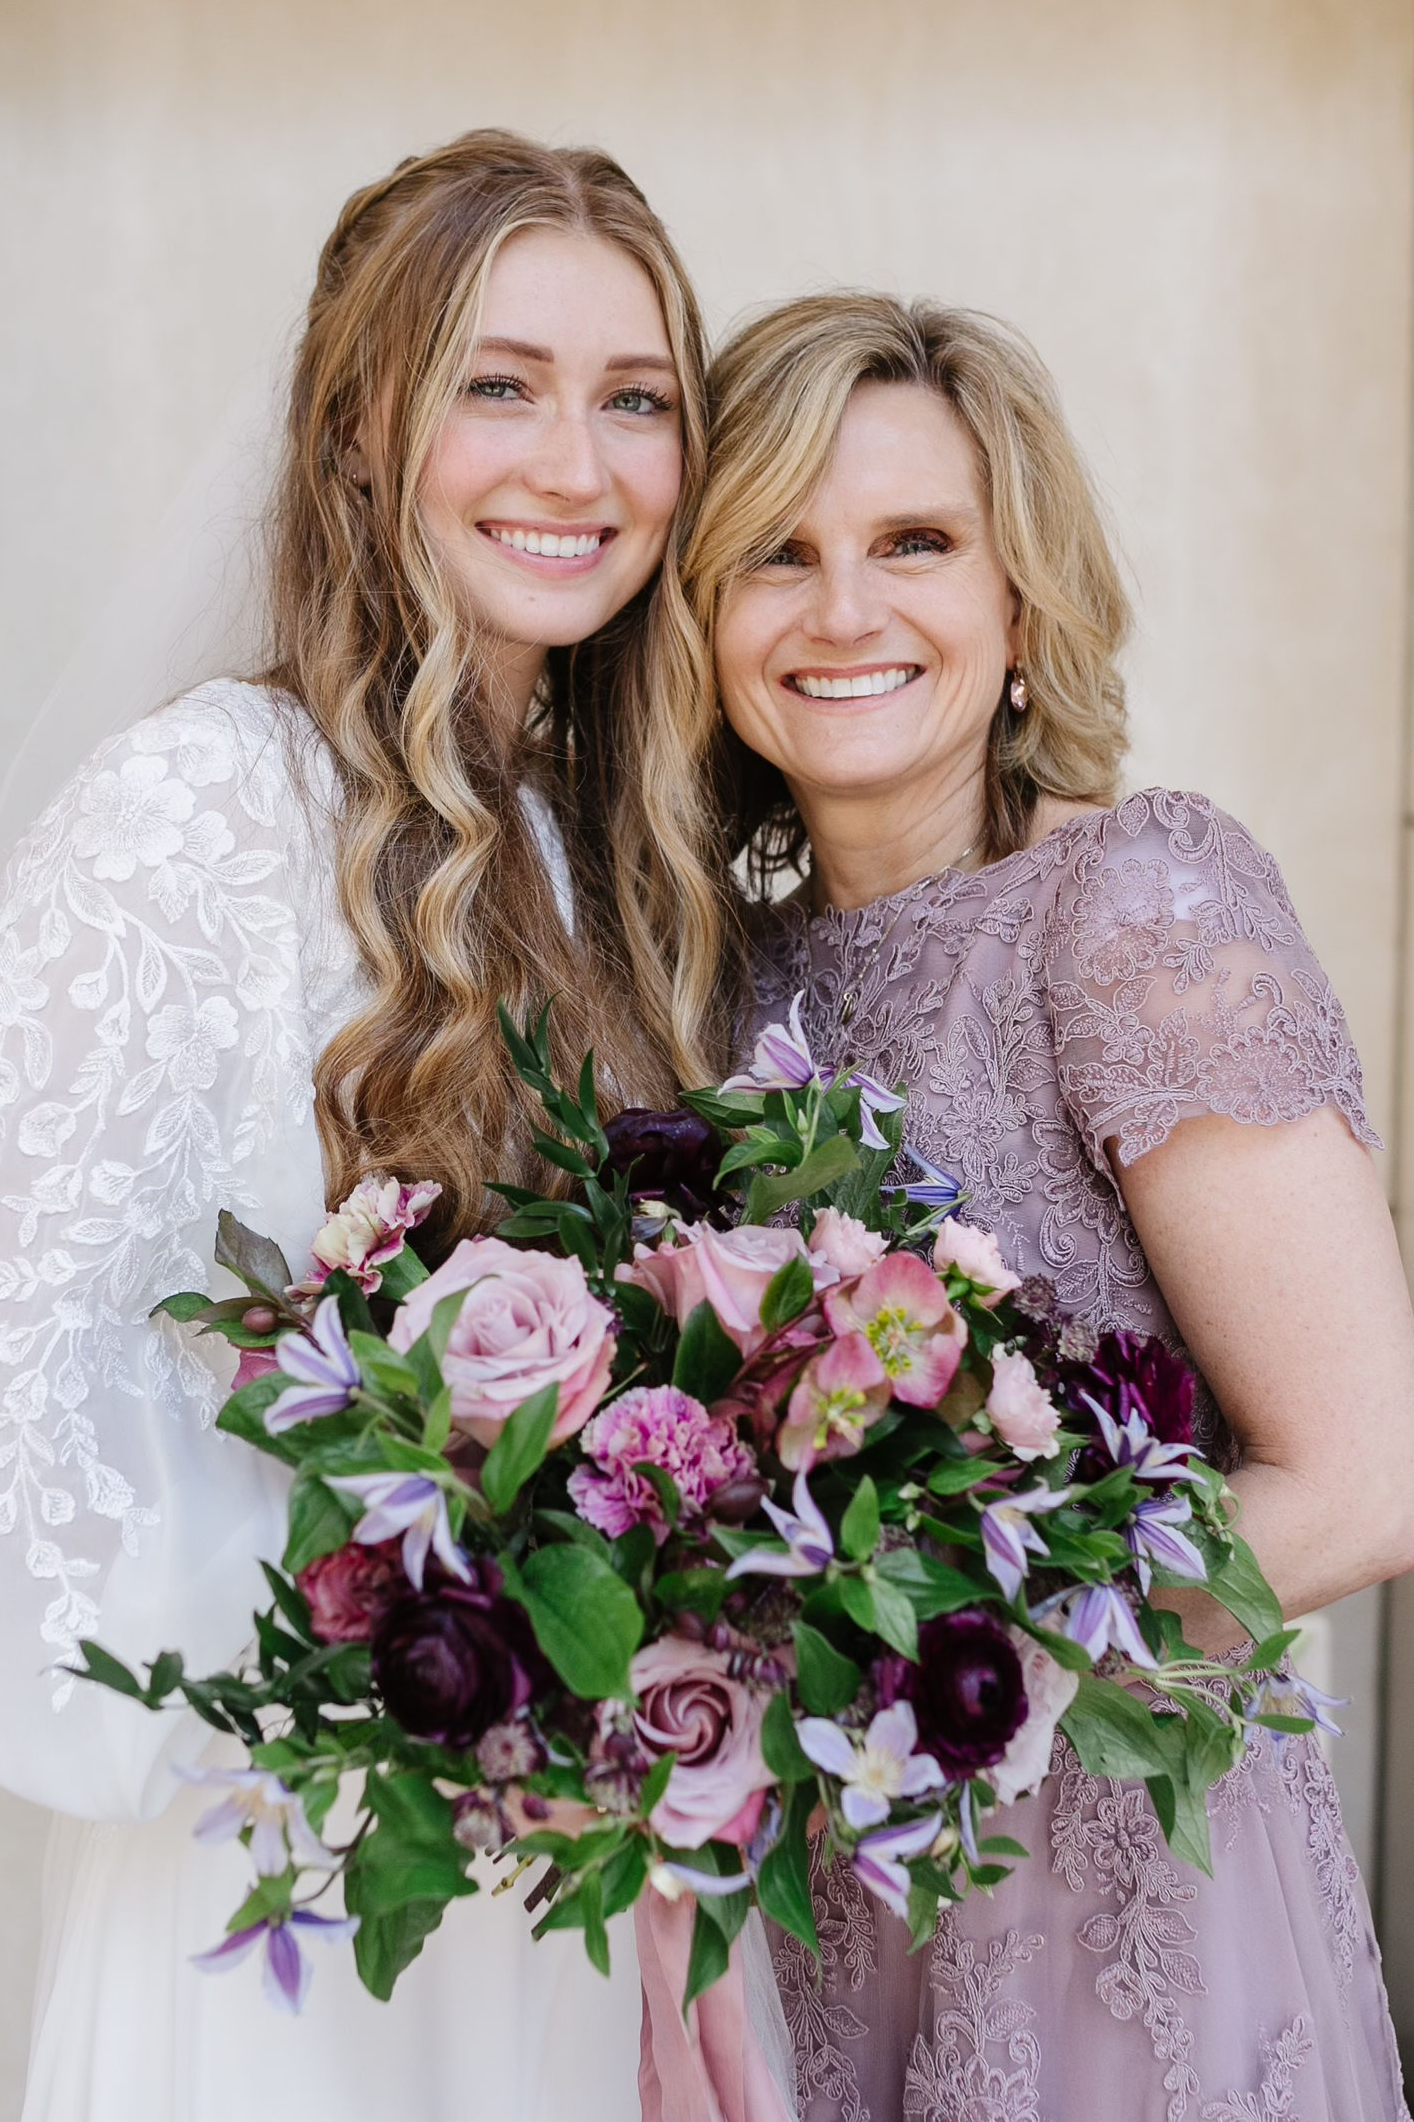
[417, 424, 524, 522]
[613, 435, 683, 550]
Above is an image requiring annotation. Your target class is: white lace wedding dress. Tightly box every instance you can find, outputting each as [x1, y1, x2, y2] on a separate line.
[0, 680, 641, 2121]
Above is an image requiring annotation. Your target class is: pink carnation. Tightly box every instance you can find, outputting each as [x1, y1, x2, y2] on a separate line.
[389, 1236, 615, 1448]
[986, 1348, 1061, 1461]
[932, 1222, 1022, 1307]
[630, 1634, 776, 1848]
[617, 1222, 829, 1359]
[808, 1208, 887, 1280]
[296, 1176, 442, 1295]
[567, 1385, 757, 1543]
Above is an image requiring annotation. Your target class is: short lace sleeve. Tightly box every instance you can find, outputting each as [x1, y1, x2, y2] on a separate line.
[0, 683, 333, 1819]
[1044, 789, 1379, 1172]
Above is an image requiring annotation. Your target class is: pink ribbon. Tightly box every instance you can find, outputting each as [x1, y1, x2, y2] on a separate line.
[635, 1892, 794, 2122]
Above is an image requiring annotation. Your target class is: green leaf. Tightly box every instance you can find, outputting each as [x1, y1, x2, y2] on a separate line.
[680, 1086, 768, 1129]
[1240, 1627, 1302, 1672]
[1146, 1770, 1213, 1874]
[873, 1549, 985, 1619]
[749, 1135, 858, 1218]
[425, 1289, 469, 1369]
[1155, 1528, 1282, 1644]
[756, 1786, 818, 1955]
[346, 1886, 456, 2002]
[507, 1546, 644, 1699]
[348, 1332, 422, 1404]
[639, 1748, 677, 1820]
[761, 1689, 813, 1782]
[760, 1252, 815, 1333]
[671, 1301, 742, 1403]
[260, 1561, 316, 1644]
[867, 1573, 919, 1661]
[631, 1461, 681, 1531]
[375, 1245, 430, 1303]
[926, 1458, 1000, 1496]
[481, 1383, 560, 1516]
[423, 1385, 453, 1456]
[226, 1869, 295, 1932]
[215, 1368, 294, 1458]
[1059, 1673, 1176, 1781]
[840, 1475, 881, 1562]
[718, 1134, 800, 1180]
[792, 1620, 861, 1716]
[282, 1473, 357, 1575]
[148, 1649, 185, 1699]
[655, 1568, 729, 1623]
[683, 1899, 732, 2007]
[838, 1573, 876, 1635]
[73, 1640, 146, 1701]
[579, 1867, 611, 1977]
[152, 1290, 216, 1324]
[214, 1209, 292, 1301]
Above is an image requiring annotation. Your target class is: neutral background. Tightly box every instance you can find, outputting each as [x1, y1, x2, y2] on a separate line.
[3, 0, 1413, 2108]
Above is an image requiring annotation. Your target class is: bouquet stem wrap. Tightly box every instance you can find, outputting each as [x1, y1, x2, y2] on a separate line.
[637, 1897, 797, 2122]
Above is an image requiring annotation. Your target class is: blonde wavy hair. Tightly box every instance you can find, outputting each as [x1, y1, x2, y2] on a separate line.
[685, 294, 1132, 884]
[261, 129, 735, 1250]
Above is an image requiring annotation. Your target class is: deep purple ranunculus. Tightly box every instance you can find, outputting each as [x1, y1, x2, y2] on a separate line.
[603, 1107, 723, 1217]
[1062, 1330, 1196, 1483]
[370, 1559, 549, 1749]
[875, 1611, 1029, 1777]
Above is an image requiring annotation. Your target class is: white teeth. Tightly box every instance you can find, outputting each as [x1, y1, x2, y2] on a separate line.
[793, 666, 917, 700]
[489, 527, 602, 558]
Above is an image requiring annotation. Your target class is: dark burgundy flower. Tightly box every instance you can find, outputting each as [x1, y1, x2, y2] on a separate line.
[297, 1538, 407, 1644]
[875, 1611, 1028, 1777]
[604, 1107, 723, 1217]
[371, 1558, 550, 1749]
[1061, 1330, 1196, 1482]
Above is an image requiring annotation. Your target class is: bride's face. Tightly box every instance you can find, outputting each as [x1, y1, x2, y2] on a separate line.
[417, 225, 684, 658]
[715, 381, 1019, 816]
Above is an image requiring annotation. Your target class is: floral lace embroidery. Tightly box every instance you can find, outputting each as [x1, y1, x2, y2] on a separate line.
[772, 1845, 876, 2121]
[1276, 1733, 1361, 2010]
[903, 1928, 1045, 2122]
[0, 684, 346, 1700]
[1199, 2020, 1312, 2122]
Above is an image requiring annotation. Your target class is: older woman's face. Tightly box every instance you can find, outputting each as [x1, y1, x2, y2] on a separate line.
[715, 381, 1019, 819]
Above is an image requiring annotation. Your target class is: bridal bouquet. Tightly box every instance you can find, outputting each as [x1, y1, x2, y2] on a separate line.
[77, 1003, 1315, 2014]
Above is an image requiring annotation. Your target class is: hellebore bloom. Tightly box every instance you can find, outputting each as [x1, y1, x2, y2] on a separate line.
[876, 1612, 1029, 1777]
[725, 1469, 834, 1581]
[192, 1908, 359, 2013]
[265, 1296, 360, 1434]
[603, 1106, 723, 1218]
[723, 992, 906, 1151]
[178, 1764, 332, 1877]
[978, 1484, 1074, 1603]
[796, 1701, 946, 1830]
[371, 1560, 549, 1749]
[1242, 1669, 1346, 1752]
[776, 1333, 892, 1472]
[327, 1471, 470, 1593]
[823, 1254, 967, 1409]
[1048, 1583, 1156, 1669]
[1124, 1492, 1208, 1594]
[852, 1813, 945, 1921]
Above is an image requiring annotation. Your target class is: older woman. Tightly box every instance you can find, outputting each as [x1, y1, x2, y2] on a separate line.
[684, 295, 1411, 2118]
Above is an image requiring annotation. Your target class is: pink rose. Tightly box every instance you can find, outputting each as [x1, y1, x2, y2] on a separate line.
[296, 1538, 408, 1644]
[808, 1208, 887, 1280]
[990, 1631, 1078, 1802]
[618, 1223, 827, 1358]
[630, 1634, 776, 1849]
[932, 1222, 1022, 1307]
[389, 1236, 615, 1448]
[986, 1348, 1061, 1462]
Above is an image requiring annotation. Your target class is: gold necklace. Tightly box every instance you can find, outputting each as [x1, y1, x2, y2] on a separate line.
[832, 837, 978, 1026]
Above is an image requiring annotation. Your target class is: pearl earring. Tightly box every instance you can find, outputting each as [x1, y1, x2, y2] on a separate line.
[1009, 668, 1029, 713]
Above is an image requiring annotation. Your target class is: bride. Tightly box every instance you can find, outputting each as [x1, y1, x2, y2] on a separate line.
[0, 127, 733, 2121]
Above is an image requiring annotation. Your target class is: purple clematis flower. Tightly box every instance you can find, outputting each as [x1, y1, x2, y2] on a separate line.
[725, 1470, 834, 1581]
[1081, 1393, 1203, 1487]
[978, 1485, 1074, 1603]
[722, 991, 906, 1153]
[1124, 1493, 1208, 1595]
[852, 1811, 945, 1920]
[797, 1701, 946, 1829]
[192, 1908, 359, 2013]
[177, 1763, 332, 1877]
[649, 1793, 784, 1901]
[884, 1150, 966, 1212]
[1242, 1670, 1346, 1753]
[265, 1296, 360, 1435]
[327, 1472, 471, 1592]
[1048, 1582, 1156, 1669]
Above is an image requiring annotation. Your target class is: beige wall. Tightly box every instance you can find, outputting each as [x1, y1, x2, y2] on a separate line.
[3, 0, 1412, 2108]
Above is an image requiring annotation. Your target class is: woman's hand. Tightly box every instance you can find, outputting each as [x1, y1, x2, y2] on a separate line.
[1112, 1104, 1414, 1653]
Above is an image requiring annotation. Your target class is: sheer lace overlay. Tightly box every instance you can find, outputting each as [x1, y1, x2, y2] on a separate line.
[748, 791, 1405, 2121]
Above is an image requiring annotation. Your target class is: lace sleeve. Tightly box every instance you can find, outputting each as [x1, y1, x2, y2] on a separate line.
[0, 684, 328, 1819]
[1044, 789, 1380, 1173]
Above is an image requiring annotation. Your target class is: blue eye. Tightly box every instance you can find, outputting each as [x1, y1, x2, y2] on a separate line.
[609, 385, 675, 415]
[465, 373, 526, 401]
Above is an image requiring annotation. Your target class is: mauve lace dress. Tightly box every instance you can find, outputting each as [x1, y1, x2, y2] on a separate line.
[744, 789, 1408, 2122]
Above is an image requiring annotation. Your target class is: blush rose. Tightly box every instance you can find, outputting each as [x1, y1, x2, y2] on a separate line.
[630, 1634, 776, 1848]
[618, 1223, 829, 1358]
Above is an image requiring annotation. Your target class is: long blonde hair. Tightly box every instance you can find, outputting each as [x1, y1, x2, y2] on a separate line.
[261, 129, 734, 1249]
[685, 294, 1132, 884]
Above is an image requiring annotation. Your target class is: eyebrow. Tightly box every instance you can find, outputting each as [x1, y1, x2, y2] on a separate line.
[871, 505, 983, 531]
[475, 335, 677, 375]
